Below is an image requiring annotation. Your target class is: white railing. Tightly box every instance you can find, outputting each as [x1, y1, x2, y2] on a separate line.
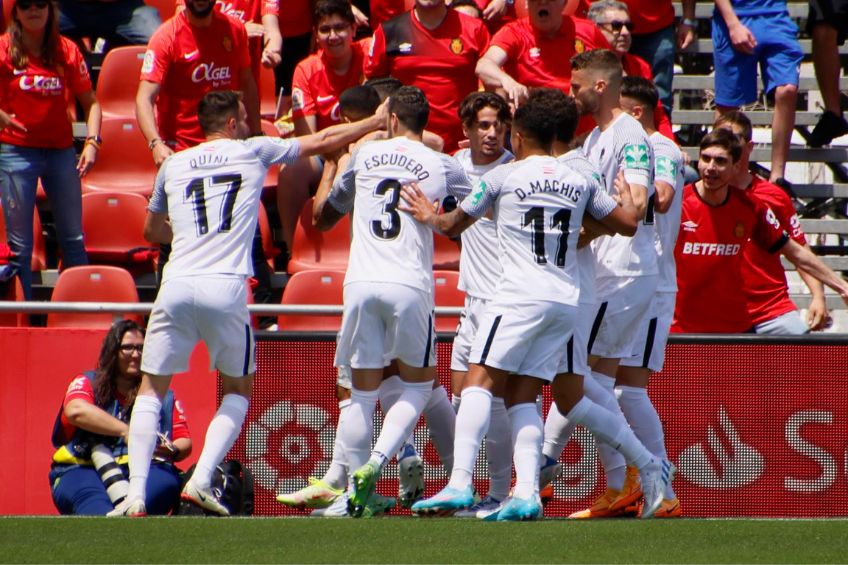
[0, 302, 464, 316]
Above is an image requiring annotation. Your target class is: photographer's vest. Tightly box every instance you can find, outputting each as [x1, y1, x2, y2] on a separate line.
[50, 371, 175, 473]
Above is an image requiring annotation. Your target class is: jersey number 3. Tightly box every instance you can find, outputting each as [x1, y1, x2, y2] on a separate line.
[371, 178, 401, 240]
[185, 174, 243, 236]
[523, 206, 571, 267]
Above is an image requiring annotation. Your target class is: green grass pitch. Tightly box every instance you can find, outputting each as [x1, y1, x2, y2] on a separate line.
[3, 517, 848, 563]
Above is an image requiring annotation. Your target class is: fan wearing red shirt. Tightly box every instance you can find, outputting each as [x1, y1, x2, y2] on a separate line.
[586, 1, 674, 141]
[136, 0, 260, 165]
[277, 0, 367, 253]
[0, 0, 100, 300]
[672, 129, 848, 333]
[714, 111, 832, 334]
[476, 0, 608, 107]
[365, 0, 490, 153]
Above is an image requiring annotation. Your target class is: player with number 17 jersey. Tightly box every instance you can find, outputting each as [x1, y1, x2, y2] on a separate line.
[329, 137, 473, 292]
[149, 136, 301, 282]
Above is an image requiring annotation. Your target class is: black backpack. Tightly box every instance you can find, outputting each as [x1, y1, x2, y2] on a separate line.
[178, 460, 254, 516]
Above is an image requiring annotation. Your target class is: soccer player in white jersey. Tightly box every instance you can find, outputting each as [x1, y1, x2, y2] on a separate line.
[567, 49, 662, 517]
[110, 91, 388, 517]
[313, 86, 474, 518]
[614, 76, 684, 518]
[405, 92, 672, 520]
[450, 92, 515, 519]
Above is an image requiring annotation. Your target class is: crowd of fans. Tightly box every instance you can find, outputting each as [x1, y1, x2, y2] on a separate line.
[0, 0, 846, 329]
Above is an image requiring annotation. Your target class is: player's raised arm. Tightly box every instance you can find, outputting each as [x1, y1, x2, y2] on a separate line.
[296, 99, 389, 157]
[400, 182, 476, 238]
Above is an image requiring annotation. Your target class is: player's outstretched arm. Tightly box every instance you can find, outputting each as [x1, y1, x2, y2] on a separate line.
[297, 100, 388, 157]
[313, 155, 343, 230]
[654, 180, 675, 214]
[144, 211, 173, 244]
[597, 170, 639, 236]
[781, 239, 848, 304]
[400, 182, 476, 237]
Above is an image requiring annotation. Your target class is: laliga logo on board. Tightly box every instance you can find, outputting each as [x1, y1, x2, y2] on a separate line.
[678, 406, 765, 488]
[191, 63, 232, 85]
[244, 400, 334, 495]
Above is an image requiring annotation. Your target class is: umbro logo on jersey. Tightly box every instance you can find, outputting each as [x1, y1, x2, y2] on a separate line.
[399, 42, 412, 53]
[184, 49, 200, 60]
[682, 220, 698, 232]
[542, 166, 555, 174]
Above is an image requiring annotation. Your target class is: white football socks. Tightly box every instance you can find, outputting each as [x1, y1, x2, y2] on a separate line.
[378, 375, 415, 454]
[565, 396, 653, 471]
[371, 380, 432, 467]
[509, 403, 542, 500]
[423, 385, 456, 473]
[451, 392, 461, 412]
[591, 371, 627, 490]
[447, 386, 492, 491]
[192, 394, 249, 490]
[486, 396, 513, 501]
[127, 394, 161, 502]
[342, 387, 378, 472]
[617, 385, 674, 498]
[542, 402, 575, 461]
[323, 398, 350, 490]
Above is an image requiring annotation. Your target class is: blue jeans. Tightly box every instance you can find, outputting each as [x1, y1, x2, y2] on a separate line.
[630, 24, 676, 117]
[58, 0, 161, 46]
[0, 145, 88, 299]
[51, 463, 182, 515]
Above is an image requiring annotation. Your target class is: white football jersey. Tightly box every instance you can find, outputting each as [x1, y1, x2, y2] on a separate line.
[329, 137, 472, 292]
[650, 131, 684, 292]
[454, 148, 514, 300]
[149, 136, 301, 282]
[583, 112, 658, 281]
[558, 149, 604, 306]
[460, 155, 617, 305]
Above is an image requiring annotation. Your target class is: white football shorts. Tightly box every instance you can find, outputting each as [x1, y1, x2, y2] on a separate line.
[334, 281, 436, 369]
[556, 300, 598, 376]
[142, 276, 255, 377]
[589, 275, 659, 359]
[469, 299, 577, 382]
[620, 291, 675, 372]
[450, 295, 489, 373]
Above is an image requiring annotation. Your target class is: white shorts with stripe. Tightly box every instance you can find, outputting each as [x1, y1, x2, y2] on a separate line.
[589, 275, 659, 359]
[141, 276, 255, 377]
[620, 291, 675, 372]
[334, 281, 436, 370]
[556, 301, 599, 376]
[450, 294, 489, 372]
[470, 299, 577, 382]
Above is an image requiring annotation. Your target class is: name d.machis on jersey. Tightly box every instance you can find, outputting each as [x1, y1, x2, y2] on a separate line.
[516, 177, 582, 202]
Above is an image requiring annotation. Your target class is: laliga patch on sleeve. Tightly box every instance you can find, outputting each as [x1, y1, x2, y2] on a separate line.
[656, 155, 678, 179]
[623, 143, 650, 171]
[291, 88, 304, 112]
[470, 180, 486, 206]
[141, 50, 155, 75]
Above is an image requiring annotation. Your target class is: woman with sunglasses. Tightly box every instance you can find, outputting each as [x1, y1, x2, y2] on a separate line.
[0, 0, 101, 299]
[49, 320, 193, 515]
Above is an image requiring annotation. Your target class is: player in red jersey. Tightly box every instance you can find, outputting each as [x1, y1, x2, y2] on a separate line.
[137, 0, 260, 165]
[277, 0, 369, 256]
[475, 0, 608, 107]
[672, 129, 848, 333]
[365, 0, 490, 153]
[714, 110, 832, 334]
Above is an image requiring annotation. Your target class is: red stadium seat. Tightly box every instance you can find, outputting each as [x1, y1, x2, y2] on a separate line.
[257, 200, 279, 269]
[47, 265, 142, 328]
[277, 269, 345, 331]
[0, 202, 47, 272]
[145, 0, 177, 21]
[0, 275, 27, 327]
[433, 232, 460, 270]
[260, 120, 281, 191]
[288, 197, 351, 273]
[259, 64, 280, 120]
[97, 46, 147, 120]
[81, 192, 157, 272]
[433, 270, 464, 333]
[81, 119, 157, 196]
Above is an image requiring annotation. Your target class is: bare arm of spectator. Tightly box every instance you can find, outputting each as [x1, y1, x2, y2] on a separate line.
[476, 46, 529, 108]
[312, 154, 343, 227]
[351, 4, 369, 28]
[482, 0, 508, 22]
[261, 14, 283, 68]
[136, 79, 174, 168]
[715, 0, 756, 54]
[295, 114, 318, 137]
[797, 257, 831, 330]
[240, 67, 262, 135]
[780, 239, 848, 304]
[64, 398, 129, 441]
[677, 0, 697, 49]
[76, 89, 102, 178]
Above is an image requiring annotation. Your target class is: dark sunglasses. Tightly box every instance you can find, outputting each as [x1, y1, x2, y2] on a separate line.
[602, 20, 632, 32]
[17, 0, 49, 9]
[120, 344, 144, 354]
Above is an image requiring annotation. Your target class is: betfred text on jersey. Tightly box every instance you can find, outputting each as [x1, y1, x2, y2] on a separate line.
[516, 180, 581, 202]
[363, 153, 430, 181]
[681, 242, 741, 256]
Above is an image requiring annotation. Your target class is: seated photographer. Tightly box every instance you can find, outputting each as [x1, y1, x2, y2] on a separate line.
[49, 320, 192, 516]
